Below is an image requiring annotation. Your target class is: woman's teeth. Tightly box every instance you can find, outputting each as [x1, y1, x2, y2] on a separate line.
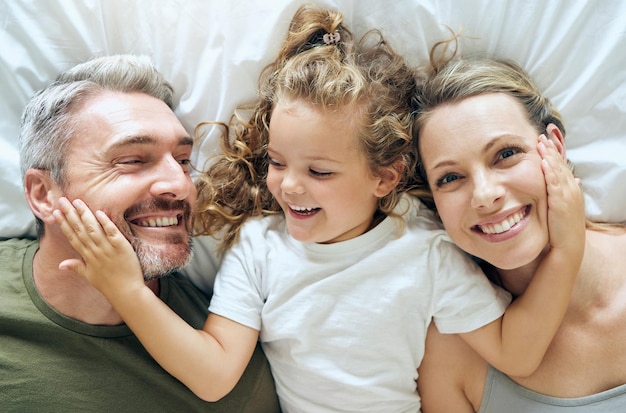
[479, 210, 525, 234]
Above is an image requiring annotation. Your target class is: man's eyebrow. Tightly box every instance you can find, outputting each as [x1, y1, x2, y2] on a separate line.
[104, 135, 193, 152]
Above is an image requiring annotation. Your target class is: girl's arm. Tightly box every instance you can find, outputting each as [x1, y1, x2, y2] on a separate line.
[459, 135, 586, 377]
[54, 198, 258, 401]
[418, 323, 480, 413]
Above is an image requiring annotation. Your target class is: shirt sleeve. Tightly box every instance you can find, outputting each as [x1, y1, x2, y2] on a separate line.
[208, 221, 266, 331]
[430, 236, 512, 334]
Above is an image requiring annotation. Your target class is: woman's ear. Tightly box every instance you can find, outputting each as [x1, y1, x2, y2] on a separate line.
[374, 160, 404, 198]
[24, 169, 60, 225]
[545, 123, 566, 160]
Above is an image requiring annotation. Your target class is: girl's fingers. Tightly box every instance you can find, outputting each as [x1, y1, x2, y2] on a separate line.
[58, 258, 86, 274]
[94, 209, 125, 243]
[54, 197, 113, 257]
[538, 135, 576, 192]
[54, 198, 87, 249]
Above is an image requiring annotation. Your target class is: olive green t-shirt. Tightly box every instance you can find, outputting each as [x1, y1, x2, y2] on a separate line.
[0, 238, 280, 413]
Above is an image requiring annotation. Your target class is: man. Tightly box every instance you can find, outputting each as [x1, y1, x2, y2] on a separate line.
[0, 54, 280, 412]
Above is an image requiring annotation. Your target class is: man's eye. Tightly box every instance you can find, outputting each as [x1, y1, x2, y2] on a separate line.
[118, 158, 143, 165]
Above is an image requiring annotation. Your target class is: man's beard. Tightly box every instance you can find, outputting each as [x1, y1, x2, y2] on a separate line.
[120, 198, 195, 281]
[131, 234, 193, 280]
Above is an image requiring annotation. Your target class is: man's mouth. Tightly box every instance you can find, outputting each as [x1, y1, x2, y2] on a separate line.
[133, 215, 180, 228]
[475, 207, 528, 235]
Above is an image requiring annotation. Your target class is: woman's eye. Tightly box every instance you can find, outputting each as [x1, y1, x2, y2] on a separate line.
[498, 147, 522, 160]
[435, 174, 460, 187]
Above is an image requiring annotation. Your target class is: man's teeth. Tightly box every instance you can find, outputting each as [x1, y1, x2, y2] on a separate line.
[136, 216, 179, 227]
[479, 211, 524, 234]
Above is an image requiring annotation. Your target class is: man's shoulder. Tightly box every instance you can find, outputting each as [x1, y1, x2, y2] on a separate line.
[0, 238, 37, 277]
[0, 237, 37, 252]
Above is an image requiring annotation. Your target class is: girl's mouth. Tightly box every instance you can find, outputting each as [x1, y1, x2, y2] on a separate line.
[289, 204, 321, 216]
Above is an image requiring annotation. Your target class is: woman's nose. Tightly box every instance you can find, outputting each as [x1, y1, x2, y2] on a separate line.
[470, 170, 505, 210]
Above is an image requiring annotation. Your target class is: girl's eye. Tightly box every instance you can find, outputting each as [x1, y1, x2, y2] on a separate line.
[310, 168, 332, 178]
[268, 158, 284, 168]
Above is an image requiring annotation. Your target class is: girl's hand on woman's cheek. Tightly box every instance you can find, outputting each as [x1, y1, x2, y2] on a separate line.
[537, 135, 585, 256]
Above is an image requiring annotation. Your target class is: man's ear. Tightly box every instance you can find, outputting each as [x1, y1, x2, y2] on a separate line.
[545, 123, 566, 160]
[24, 169, 60, 225]
[374, 160, 404, 198]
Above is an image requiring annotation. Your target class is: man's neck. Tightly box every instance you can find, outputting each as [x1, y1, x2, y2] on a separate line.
[32, 236, 159, 325]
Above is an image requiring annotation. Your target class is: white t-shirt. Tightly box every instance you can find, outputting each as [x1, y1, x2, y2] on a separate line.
[209, 196, 511, 413]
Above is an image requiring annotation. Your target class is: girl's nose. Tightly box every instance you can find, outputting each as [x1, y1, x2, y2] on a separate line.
[280, 170, 305, 195]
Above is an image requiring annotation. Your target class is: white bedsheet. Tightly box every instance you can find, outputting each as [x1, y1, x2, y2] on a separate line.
[2, 0, 625, 242]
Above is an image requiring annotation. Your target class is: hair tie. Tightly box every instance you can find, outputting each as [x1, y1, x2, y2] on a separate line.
[323, 32, 341, 45]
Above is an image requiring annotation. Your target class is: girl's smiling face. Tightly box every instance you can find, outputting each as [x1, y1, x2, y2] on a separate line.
[266, 99, 396, 244]
[418, 92, 561, 270]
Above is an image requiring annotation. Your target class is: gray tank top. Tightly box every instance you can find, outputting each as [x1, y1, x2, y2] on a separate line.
[479, 365, 626, 412]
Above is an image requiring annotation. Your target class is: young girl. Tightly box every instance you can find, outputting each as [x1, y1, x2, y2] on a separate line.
[54, 5, 585, 412]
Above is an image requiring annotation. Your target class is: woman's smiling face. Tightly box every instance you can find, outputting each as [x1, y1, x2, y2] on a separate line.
[418, 92, 555, 270]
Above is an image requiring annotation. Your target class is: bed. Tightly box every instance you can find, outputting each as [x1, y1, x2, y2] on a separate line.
[2, 0, 625, 285]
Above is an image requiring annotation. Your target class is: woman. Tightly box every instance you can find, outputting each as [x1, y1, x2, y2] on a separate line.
[413, 53, 626, 412]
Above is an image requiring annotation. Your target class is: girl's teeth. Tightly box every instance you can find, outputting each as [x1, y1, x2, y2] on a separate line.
[292, 206, 315, 211]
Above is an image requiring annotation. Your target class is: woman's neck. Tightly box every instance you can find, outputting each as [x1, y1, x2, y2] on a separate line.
[495, 252, 546, 298]
[496, 229, 624, 304]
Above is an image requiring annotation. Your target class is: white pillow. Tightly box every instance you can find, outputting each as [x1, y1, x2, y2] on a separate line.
[2, 1, 625, 281]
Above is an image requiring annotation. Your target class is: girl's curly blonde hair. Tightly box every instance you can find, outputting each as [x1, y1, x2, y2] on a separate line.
[194, 3, 419, 253]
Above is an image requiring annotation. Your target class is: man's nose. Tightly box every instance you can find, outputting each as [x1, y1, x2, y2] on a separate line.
[150, 156, 193, 200]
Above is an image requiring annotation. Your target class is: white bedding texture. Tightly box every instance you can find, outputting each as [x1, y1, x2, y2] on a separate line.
[2, 0, 625, 242]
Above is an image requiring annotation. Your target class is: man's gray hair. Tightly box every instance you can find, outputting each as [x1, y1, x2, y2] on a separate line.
[19, 54, 175, 184]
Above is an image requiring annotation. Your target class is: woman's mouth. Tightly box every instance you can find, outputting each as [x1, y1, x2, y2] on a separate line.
[475, 206, 529, 234]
